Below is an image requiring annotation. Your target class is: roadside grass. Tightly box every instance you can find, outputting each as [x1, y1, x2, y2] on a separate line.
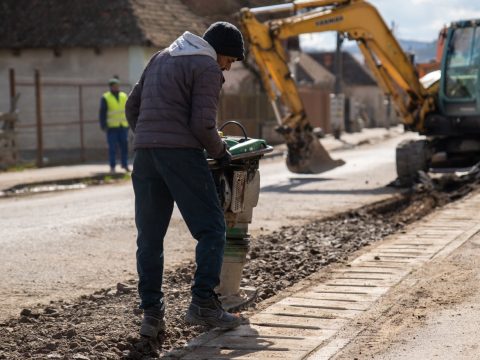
[2, 162, 36, 173]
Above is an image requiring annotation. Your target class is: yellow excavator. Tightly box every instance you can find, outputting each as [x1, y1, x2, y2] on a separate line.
[239, 0, 480, 185]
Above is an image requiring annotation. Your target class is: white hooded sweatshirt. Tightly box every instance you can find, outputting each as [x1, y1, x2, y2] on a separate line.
[168, 31, 217, 61]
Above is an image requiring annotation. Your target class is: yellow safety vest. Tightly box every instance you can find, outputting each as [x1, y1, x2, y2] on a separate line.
[103, 91, 128, 128]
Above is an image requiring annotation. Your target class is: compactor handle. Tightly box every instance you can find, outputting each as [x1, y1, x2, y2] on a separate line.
[219, 121, 249, 141]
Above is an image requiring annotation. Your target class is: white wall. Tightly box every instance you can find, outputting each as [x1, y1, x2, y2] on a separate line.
[0, 46, 154, 162]
[347, 86, 387, 127]
[0, 47, 133, 89]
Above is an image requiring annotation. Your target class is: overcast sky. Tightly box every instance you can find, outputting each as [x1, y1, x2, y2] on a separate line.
[301, 0, 480, 50]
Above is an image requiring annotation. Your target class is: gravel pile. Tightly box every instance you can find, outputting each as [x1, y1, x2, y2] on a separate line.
[0, 177, 476, 359]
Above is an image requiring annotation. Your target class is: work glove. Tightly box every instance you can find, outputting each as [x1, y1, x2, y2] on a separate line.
[215, 150, 232, 168]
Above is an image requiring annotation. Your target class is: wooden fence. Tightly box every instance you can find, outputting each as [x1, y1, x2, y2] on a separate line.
[0, 110, 18, 169]
[0, 70, 18, 169]
[218, 92, 275, 139]
[298, 88, 332, 133]
[218, 88, 332, 140]
[5, 68, 336, 167]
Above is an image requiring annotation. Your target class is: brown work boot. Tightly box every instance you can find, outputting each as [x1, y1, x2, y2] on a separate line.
[140, 303, 165, 338]
[185, 294, 242, 329]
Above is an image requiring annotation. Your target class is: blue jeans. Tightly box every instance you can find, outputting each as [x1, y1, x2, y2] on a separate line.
[132, 148, 226, 309]
[106, 127, 129, 168]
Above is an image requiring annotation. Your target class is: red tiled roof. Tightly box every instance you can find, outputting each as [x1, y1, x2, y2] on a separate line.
[308, 51, 377, 86]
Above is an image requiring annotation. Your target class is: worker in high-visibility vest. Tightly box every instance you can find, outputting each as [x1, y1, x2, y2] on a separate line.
[99, 76, 130, 173]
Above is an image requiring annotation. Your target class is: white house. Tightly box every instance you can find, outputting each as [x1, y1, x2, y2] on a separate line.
[0, 0, 208, 164]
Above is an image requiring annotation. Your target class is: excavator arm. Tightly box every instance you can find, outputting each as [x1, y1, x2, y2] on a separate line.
[239, 0, 437, 173]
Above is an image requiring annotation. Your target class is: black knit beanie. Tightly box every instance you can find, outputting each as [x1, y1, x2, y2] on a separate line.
[203, 22, 245, 61]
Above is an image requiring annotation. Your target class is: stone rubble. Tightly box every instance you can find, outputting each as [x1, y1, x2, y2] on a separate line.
[0, 175, 477, 359]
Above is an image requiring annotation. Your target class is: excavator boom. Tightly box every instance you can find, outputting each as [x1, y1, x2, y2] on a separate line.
[240, 3, 348, 173]
[240, 0, 480, 185]
[239, 0, 435, 173]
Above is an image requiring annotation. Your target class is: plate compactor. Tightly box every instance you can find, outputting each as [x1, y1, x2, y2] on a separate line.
[208, 121, 272, 310]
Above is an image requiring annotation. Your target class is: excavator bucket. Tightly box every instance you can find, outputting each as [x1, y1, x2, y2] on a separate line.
[285, 130, 345, 174]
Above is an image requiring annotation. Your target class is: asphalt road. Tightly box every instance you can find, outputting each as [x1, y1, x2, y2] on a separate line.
[0, 133, 415, 321]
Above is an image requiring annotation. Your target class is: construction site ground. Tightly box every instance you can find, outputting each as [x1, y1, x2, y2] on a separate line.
[1, 126, 479, 359]
[172, 190, 480, 360]
[0, 126, 405, 323]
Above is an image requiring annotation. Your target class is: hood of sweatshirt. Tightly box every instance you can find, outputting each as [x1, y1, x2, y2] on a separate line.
[168, 31, 217, 61]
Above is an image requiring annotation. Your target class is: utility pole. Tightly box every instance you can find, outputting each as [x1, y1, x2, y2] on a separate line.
[330, 32, 346, 138]
[334, 32, 344, 96]
[34, 69, 44, 168]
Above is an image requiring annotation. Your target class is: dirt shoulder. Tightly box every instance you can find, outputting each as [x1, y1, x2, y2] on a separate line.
[333, 227, 480, 360]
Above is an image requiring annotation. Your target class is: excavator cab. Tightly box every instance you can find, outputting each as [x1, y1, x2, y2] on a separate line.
[412, 19, 480, 176]
[440, 20, 480, 118]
